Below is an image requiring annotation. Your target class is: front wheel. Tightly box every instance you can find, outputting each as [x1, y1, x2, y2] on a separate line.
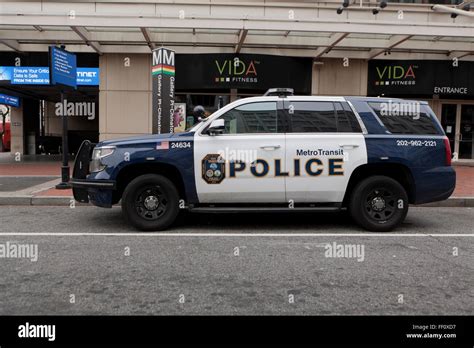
[349, 176, 408, 232]
[121, 174, 179, 231]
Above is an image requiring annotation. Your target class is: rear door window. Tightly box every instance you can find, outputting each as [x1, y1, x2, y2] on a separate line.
[287, 101, 362, 133]
[289, 101, 337, 133]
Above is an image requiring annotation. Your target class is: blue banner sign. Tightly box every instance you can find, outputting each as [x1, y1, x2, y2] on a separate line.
[76, 68, 99, 85]
[0, 93, 20, 107]
[49, 46, 77, 89]
[0, 67, 99, 86]
[11, 67, 50, 85]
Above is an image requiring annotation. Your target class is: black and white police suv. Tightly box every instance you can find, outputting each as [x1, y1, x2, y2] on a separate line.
[71, 89, 456, 232]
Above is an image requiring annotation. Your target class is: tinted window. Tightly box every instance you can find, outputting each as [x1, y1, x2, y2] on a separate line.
[335, 102, 362, 133]
[369, 102, 439, 135]
[219, 102, 279, 134]
[289, 101, 337, 132]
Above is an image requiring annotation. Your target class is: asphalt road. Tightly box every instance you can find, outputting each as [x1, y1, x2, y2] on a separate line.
[0, 206, 472, 315]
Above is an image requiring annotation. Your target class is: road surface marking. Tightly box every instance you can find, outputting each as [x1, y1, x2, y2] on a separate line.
[0, 232, 473, 237]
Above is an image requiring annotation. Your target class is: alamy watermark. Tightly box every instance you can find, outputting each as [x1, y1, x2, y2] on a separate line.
[0, 241, 38, 262]
[55, 99, 95, 120]
[217, 147, 258, 164]
[324, 242, 365, 262]
[380, 100, 421, 120]
[18, 322, 55, 341]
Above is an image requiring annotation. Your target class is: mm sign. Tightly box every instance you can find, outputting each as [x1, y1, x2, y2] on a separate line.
[152, 48, 176, 134]
[152, 49, 175, 69]
[152, 48, 175, 76]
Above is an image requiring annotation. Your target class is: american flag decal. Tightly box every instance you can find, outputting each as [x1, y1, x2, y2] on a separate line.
[156, 141, 169, 150]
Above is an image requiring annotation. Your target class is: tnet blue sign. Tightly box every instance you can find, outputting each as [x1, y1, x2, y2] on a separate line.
[0, 93, 20, 108]
[0, 67, 99, 86]
[76, 68, 99, 85]
[49, 46, 77, 89]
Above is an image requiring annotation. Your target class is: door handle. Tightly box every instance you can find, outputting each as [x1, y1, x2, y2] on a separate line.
[260, 145, 281, 150]
[339, 144, 359, 149]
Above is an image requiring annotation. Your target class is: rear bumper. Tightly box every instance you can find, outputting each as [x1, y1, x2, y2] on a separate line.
[413, 166, 456, 205]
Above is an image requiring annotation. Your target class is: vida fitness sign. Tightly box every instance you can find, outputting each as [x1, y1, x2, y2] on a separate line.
[368, 59, 474, 98]
[151, 47, 175, 134]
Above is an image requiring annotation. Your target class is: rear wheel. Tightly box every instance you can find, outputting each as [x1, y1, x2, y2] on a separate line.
[349, 176, 408, 232]
[121, 174, 179, 231]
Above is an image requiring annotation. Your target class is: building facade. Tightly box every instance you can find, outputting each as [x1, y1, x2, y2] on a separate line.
[0, 0, 473, 160]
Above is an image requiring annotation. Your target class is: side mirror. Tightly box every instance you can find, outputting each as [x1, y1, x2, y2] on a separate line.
[207, 119, 225, 135]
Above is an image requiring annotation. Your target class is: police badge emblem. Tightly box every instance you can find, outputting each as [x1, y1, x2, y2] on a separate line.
[202, 154, 225, 184]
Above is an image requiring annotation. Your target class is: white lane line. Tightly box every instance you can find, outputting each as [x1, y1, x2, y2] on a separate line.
[0, 232, 473, 237]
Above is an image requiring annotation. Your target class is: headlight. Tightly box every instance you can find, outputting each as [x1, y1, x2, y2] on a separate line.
[90, 146, 115, 173]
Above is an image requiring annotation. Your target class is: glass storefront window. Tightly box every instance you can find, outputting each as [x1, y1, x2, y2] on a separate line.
[459, 105, 474, 160]
[175, 93, 232, 129]
[440, 103, 474, 161]
[441, 104, 457, 154]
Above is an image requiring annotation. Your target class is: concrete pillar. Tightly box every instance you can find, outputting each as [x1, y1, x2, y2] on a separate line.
[99, 53, 152, 141]
[312, 58, 368, 96]
[230, 89, 238, 102]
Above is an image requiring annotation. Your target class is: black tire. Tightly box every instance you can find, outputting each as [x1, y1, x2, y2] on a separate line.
[349, 176, 408, 232]
[121, 174, 179, 231]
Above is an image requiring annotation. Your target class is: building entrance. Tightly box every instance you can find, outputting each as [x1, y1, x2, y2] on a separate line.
[441, 103, 474, 161]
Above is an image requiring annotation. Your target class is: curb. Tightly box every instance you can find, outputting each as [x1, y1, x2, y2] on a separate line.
[0, 196, 87, 206]
[0, 196, 473, 207]
[416, 197, 474, 208]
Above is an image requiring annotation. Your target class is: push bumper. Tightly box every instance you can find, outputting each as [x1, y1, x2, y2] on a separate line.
[70, 179, 116, 189]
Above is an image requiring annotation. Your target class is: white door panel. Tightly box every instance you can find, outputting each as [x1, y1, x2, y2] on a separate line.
[285, 133, 367, 203]
[194, 134, 286, 203]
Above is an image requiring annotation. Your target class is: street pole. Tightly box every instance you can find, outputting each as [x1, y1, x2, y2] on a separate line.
[56, 90, 71, 189]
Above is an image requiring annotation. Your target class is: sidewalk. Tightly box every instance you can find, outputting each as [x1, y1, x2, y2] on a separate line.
[0, 159, 473, 206]
[0, 161, 76, 206]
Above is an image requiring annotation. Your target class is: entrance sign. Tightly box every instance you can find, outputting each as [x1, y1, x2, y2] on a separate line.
[152, 47, 176, 134]
[0, 93, 20, 108]
[49, 46, 77, 89]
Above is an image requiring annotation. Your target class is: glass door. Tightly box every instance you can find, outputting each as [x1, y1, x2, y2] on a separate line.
[441, 104, 457, 154]
[459, 105, 474, 159]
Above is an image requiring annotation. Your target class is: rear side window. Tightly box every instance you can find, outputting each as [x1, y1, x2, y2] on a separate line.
[288, 101, 362, 133]
[368, 102, 439, 135]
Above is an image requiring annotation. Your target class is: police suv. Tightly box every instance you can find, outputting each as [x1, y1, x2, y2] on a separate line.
[71, 89, 456, 232]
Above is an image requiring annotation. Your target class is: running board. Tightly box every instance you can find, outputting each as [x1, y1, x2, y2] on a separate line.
[188, 206, 342, 213]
